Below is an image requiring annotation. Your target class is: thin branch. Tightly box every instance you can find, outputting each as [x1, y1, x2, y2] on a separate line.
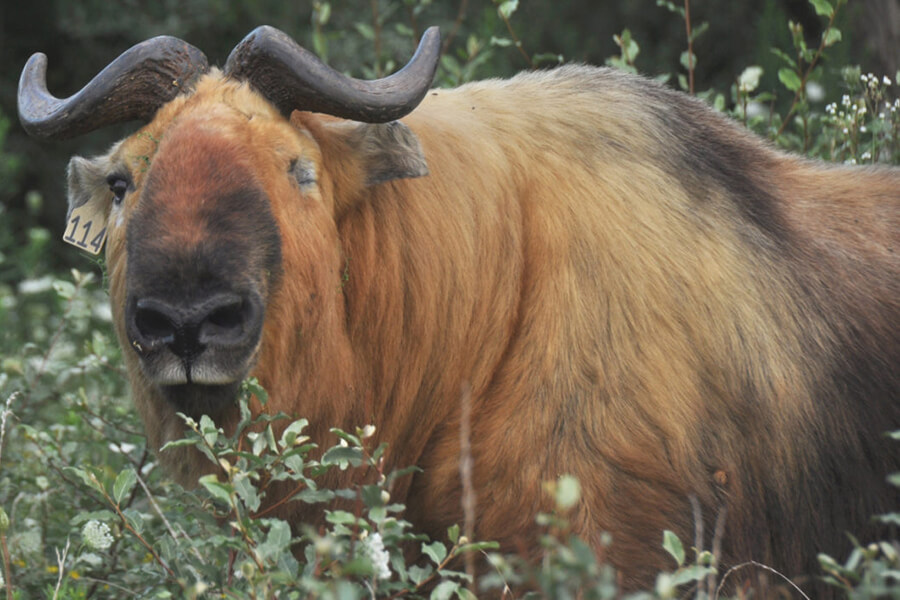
[684, 0, 695, 94]
[459, 383, 477, 590]
[442, 0, 469, 56]
[715, 560, 810, 600]
[708, 505, 727, 598]
[1, 532, 12, 600]
[0, 393, 18, 470]
[99, 477, 180, 583]
[50, 539, 70, 600]
[776, 7, 841, 136]
[497, 8, 532, 67]
[78, 575, 140, 597]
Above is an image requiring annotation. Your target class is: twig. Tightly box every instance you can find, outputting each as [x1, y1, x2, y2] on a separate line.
[78, 575, 140, 597]
[51, 539, 70, 600]
[708, 506, 727, 598]
[442, 0, 469, 56]
[0, 393, 18, 470]
[497, 6, 532, 67]
[689, 495, 704, 600]
[97, 473, 180, 583]
[776, 6, 842, 136]
[134, 465, 184, 547]
[684, 0, 695, 94]
[715, 560, 810, 600]
[1, 532, 12, 600]
[0, 392, 17, 600]
[459, 383, 477, 590]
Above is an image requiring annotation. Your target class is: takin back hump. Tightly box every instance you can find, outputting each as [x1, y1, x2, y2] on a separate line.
[363, 64, 900, 591]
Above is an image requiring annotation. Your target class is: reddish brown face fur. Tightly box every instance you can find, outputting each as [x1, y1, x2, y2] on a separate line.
[65, 66, 899, 597]
[123, 122, 281, 417]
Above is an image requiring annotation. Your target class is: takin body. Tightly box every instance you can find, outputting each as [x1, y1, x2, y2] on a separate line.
[21, 30, 899, 595]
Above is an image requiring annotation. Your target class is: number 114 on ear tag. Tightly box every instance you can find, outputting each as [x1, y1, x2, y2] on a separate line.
[63, 201, 109, 255]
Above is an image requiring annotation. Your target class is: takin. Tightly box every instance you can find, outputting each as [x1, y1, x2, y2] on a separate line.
[18, 26, 899, 596]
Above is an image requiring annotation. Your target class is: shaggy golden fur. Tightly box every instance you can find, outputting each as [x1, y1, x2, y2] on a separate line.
[69, 65, 898, 595]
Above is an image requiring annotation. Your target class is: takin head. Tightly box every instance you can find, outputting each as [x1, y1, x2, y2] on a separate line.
[19, 27, 438, 435]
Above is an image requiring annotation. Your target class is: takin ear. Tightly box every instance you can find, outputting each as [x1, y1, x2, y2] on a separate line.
[66, 155, 110, 219]
[336, 120, 429, 186]
[349, 121, 429, 186]
[293, 113, 429, 216]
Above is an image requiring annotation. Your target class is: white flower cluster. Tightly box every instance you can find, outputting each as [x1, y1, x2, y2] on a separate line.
[362, 532, 391, 581]
[861, 72, 892, 90]
[82, 520, 114, 551]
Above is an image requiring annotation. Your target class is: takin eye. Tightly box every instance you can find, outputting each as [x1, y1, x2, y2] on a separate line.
[106, 174, 131, 204]
[289, 159, 317, 187]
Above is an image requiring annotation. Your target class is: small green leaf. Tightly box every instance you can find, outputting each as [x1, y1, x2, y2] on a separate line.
[66, 467, 105, 495]
[422, 540, 448, 565]
[822, 28, 842, 47]
[233, 474, 261, 512]
[316, 1, 330, 25]
[160, 438, 199, 451]
[123, 508, 147, 535]
[361, 484, 385, 508]
[457, 541, 501, 554]
[241, 377, 268, 406]
[354, 23, 375, 41]
[199, 414, 219, 447]
[279, 419, 309, 449]
[770, 47, 798, 69]
[199, 474, 233, 504]
[670, 565, 716, 587]
[778, 68, 803, 92]
[294, 488, 335, 504]
[663, 530, 686, 566]
[326, 510, 358, 525]
[738, 66, 764, 93]
[689, 21, 710, 42]
[52, 280, 76, 300]
[321, 445, 363, 467]
[809, 0, 834, 17]
[430, 580, 459, 600]
[497, 0, 518, 19]
[680, 50, 697, 71]
[409, 565, 433, 585]
[329, 428, 361, 447]
[113, 468, 137, 505]
[256, 520, 292, 561]
[448, 523, 460, 544]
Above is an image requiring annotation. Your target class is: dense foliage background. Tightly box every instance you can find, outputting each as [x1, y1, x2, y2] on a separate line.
[0, 0, 898, 598]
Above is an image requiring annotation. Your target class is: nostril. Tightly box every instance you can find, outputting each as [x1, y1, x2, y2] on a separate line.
[134, 306, 176, 343]
[206, 301, 245, 331]
[198, 295, 258, 346]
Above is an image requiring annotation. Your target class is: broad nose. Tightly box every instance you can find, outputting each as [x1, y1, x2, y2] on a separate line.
[128, 293, 259, 361]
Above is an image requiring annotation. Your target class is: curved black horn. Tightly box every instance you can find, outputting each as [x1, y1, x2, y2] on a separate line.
[224, 25, 440, 123]
[18, 37, 209, 140]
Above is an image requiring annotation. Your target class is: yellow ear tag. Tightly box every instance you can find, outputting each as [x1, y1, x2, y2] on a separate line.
[62, 198, 109, 255]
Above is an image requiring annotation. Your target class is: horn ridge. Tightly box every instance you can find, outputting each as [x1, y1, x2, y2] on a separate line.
[18, 36, 209, 140]
[225, 25, 441, 123]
